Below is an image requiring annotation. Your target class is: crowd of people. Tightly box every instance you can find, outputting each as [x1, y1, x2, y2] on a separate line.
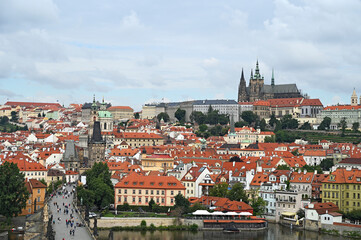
[49, 183, 85, 239]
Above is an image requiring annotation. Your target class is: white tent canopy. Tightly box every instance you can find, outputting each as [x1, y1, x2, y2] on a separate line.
[193, 210, 252, 216]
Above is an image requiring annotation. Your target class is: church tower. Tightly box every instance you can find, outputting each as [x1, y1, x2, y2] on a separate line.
[238, 69, 248, 102]
[88, 121, 106, 168]
[249, 60, 264, 102]
[351, 88, 358, 106]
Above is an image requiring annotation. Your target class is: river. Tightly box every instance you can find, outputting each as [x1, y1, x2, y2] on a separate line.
[98, 223, 350, 240]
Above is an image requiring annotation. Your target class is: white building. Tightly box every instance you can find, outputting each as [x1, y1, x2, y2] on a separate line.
[192, 99, 239, 122]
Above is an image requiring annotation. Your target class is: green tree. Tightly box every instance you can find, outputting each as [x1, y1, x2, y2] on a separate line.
[175, 108, 186, 123]
[269, 114, 277, 127]
[320, 159, 334, 171]
[218, 114, 229, 125]
[199, 124, 208, 132]
[157, 112, 170, 122]
[241, 111, 257, 125]
[77, 185, 95, 207]
[81, 162, 114, 210]
[352, 122, 360, 132]
[281, 115, 298, 129]
[226, 183, 248, 203]
[134, 112, 140, 119]
[0, 116, 9, 125]
[338, 117, 347, 136]
[318, 117, 331, 130]
[297, 208, 305, 219]
[259, 118, 267, 131]
[249, 190, 266, 216]
[235, 121, 247, 128]
[189, 202, 207, 213]
[0, 162, 30, 224]
[264, 136, 275, 143]
[149, 199, 155, 211]
[174, 193, 190, 214]
[190, 111, 206, 125]
[299, 122, 312, 130]
[206, 110, 219, 125]
[209, 183, 228, 197]
[11, 111, 18, 122]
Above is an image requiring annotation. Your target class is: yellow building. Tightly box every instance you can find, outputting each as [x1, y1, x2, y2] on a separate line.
[322, 168, 361, 212]
[21, 179, 47, 215]
[114, 173, 185, 207]
[115, 132, 164, 148]
[107, 106, 134, 121]
[141, 153, 174, 171]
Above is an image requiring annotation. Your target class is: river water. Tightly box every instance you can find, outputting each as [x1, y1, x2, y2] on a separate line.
[98, 223, 350, 240]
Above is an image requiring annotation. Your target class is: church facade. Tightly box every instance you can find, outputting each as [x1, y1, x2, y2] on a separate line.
[238, 61, 303, 102]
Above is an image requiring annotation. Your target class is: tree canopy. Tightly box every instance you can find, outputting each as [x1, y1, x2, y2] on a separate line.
[0, 162, 30, 223]
[241, 111, 257, 125]
[318, 117, 331, 130]
[175, 108, 186, 123]
[157, 112, 170, 122]
[209, 183, 228, 198]
[209, 183, 248, 203]
[78, 162, 114, 210]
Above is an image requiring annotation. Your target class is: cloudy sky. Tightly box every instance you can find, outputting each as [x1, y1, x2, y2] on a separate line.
[1, 0, 361, 111]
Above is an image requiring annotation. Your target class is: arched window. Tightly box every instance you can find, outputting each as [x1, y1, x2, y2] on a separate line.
[104, 122, 107, 130]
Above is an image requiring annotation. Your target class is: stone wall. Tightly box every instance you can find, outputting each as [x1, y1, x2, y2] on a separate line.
[181, 219, 204, 229]
[305, 219, 320, 231]
[321, 222, 361, 235]
[91, 217, 177, 228]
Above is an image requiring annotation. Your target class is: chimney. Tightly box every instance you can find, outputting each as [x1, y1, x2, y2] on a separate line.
[233, 161, 235, 167]
[304, 169, 307, 175]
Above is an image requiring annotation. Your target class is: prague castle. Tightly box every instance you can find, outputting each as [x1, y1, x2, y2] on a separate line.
[238, 61, 303, 102]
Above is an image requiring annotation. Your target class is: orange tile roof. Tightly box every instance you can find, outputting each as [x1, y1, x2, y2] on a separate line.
[107, 106, 133, 111]
[322, 168, 361, 184]
[324, 105, 361, 110]
[115, 173, 185, 190]
[290, 171, 314, 183]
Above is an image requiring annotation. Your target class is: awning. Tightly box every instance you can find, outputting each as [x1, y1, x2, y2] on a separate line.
[239, 212, 252, 216]
[281, 212, 296, 217]
[192, 210, 210, 215]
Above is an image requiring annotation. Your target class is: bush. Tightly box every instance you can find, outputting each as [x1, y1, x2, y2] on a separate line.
[140, 220, 147, 228]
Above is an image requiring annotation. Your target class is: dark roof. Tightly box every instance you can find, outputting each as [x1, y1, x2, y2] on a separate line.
[63, 140, 77, 161]
[82, 102, 111, 109]
[219, 143, 240, 149]
[246, 84, 300, 95]
[91, 121, 104, 143]
[48, 169, 65, 177]
[193, 99, 238, 105]
[339, 158, 361, 165]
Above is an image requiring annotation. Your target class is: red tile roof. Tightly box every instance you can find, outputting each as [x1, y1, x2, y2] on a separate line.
[115, 173, 185, 190]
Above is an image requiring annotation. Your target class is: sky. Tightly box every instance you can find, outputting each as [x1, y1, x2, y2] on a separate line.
[1, 0, 361, 111]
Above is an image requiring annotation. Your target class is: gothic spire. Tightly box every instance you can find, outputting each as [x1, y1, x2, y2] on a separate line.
[255, 60, 260, 75]
[250, 69, 253, 80]
[241, 68, 245, 81]
[93, 94, 96, 103]
[271, 68, 275, 86]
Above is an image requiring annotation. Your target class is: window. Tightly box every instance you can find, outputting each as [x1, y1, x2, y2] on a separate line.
[151, 190, 154, 195]
[118, 189, 121, 194]
[171, 198, 174, 204]
[157, 190, 159, 195]
[132, 197, 135, 202]
[146, 190, 148, 194]
[145, 198, 148, 203]
[133, 190, 135, 194]
[171, 191, 174, 195]
[162, 190, 165, 195]
[139, 197, 142, 203]
[124, 189, 127, 194]
[139, 190, 142, 194]
[38, 189, 40, 194]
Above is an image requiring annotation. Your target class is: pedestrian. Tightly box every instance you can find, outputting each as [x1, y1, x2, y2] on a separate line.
[69, 229, 72, 235]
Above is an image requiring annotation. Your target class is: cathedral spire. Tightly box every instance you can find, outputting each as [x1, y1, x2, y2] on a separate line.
[240, 68, 245, 82]
[255, 60, 260, 76]
[93, 94, 96, 103]
[271, 69, 275, 86]
[250, 69, 253, 80]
